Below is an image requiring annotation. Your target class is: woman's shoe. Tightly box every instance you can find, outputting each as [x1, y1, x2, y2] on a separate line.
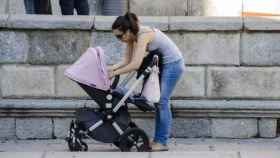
[151, 142, 169, 152]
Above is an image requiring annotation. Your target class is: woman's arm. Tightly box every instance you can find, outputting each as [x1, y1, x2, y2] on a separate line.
[113, 35, 150, 76]
[108, 43, 132, 71]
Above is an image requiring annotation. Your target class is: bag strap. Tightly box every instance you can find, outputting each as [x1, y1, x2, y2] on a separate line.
[152, 55, 159, 73]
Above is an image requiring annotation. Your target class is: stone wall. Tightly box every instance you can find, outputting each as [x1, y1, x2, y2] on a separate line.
[0, 15, 280, 140]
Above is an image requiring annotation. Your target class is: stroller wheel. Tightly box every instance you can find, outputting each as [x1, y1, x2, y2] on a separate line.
[67, 138, 88, 152]
[66, 120, 88, 152]
[119, 128, 150, 152]
[113, 140, 120, 148]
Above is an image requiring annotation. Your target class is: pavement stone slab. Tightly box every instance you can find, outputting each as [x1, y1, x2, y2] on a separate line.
[0, 152, 43, 158]
[240, 151, 280, 158]
[46, 152, 149, 158]
[151, 151, 238, 158]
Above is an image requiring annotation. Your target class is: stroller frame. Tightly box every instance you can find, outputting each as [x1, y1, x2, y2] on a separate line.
[66, 55, 159, 152]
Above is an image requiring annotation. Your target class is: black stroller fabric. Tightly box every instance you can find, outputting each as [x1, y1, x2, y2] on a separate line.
[76, 107, 130, 143]
[137, 49, 163, 80]
[137, 49, 163, 95]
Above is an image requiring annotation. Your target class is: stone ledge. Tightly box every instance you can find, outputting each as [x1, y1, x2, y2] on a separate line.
[172, 100, 280, 118]
[93, 16, 117, 31]
[94, 16, 169, 31]
[139, 16, 169, 31]
[169, 16, 243, 31]
[6, 15, 94, 30]
[1, 99, 280, 118]
[1, 15, 280, 31]
[244, 17, 280, 31]
[0, 99, 278, 139]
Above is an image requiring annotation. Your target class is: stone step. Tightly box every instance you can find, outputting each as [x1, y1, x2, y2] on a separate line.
[0, 99, 278, 140]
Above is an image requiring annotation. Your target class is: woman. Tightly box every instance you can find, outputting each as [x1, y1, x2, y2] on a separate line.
[108, 12, 185, 151]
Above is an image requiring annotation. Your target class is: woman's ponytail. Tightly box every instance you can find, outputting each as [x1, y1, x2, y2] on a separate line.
[124, 12, 139, 35]
[112, 12, 140, 39]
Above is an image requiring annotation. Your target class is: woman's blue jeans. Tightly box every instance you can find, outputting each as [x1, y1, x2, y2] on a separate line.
[154, 59, 185, 145]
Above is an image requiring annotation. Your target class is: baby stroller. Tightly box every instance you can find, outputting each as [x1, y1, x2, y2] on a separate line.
[64, 47, 162, 152]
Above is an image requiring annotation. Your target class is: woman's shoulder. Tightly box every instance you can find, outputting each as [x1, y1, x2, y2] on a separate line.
[138, 26, 156, 41]
[139, 25, 156, 33]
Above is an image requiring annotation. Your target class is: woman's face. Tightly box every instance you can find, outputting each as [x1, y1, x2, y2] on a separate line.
[112, 29, 133, 43]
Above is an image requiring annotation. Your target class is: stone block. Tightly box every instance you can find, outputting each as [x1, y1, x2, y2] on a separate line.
[258, 118, 277, 138]
[169, 32, 240, 65]
[130, 0, 188, 16]
[241, 33, 280, 65]
[132, 118, 155, 138]
[28, 30, 90, 64]
[16, 118, 52, 139]
[0, 31, 29, 64]
[169, 17, 243, 31]
[211, 119, 258, 138]
[1, 65, 55, 98]
[0, 118, 15, 139]
[55, 65, 87, 98]
[244, 17, 280, 31]
[207, 67, 280, 98]
[91, 31, 125, 65]
[172, 118, 211, 138]
[53, 118, 73, 138]
[173, 67, 205, 97]
[189, 0, 242, 16]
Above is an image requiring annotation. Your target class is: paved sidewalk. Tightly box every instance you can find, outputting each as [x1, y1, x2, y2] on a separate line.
[0, 138, 280, 157]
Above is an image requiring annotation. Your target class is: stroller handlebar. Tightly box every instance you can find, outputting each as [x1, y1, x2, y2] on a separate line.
[111, 75, 120, 89]
[110, 55, 159, 90]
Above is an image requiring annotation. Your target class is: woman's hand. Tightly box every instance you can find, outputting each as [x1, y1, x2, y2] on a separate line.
[107, 65, 114, 79]
[108, 69, 115, 80]
[107, 65, 114, 72]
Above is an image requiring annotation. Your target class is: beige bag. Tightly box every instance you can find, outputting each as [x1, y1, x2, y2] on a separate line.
[141, 64, 160, 103]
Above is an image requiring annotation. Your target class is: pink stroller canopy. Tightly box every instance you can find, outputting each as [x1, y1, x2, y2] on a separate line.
[64, 47, 111, 91]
